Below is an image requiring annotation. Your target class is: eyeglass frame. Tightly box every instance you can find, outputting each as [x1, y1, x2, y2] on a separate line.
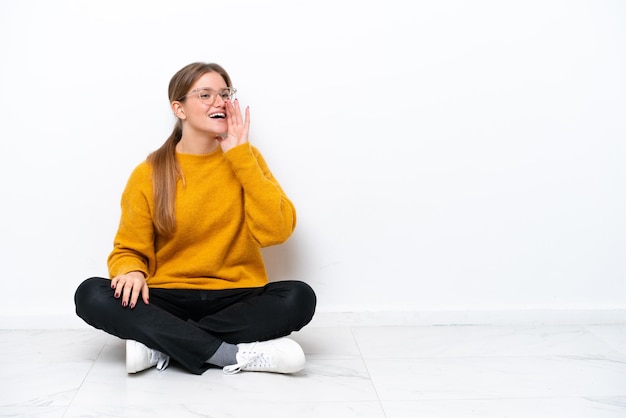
[177, 87, 237, 104]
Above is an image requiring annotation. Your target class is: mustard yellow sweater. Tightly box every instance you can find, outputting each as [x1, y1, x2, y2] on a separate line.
[107, 143, 296, 290]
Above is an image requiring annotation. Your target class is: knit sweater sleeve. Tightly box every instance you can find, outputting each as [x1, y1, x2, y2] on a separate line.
[223, 143, 296, 247]
[107, 163, 156, 279]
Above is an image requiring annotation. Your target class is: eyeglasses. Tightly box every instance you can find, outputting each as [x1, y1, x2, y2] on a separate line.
[178, 87, 237, 104]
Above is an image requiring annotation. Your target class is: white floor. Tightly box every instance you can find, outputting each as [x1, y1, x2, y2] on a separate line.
[1, 324, 626, 417]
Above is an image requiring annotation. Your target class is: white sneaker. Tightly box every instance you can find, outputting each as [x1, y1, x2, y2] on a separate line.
[223, 337, 305, 375]
[126, 340, 170, 374]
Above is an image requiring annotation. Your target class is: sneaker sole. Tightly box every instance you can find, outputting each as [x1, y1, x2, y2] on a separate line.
[126, 340, 140, 374]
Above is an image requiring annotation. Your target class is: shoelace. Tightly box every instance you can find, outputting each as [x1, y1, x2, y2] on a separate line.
[152, 351, 170, 371]
[223, 343, 274, 375]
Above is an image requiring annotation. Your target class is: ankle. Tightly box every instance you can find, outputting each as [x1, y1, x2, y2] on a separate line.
[206, 342, 238, 367]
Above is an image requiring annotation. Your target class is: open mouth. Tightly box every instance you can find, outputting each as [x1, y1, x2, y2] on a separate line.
[209, 112, 226, 119]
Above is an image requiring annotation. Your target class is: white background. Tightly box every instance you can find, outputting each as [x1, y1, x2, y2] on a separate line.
[0, 0, 624, 327]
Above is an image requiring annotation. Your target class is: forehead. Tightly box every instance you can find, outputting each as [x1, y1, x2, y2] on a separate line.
[191, 71, 227, 90]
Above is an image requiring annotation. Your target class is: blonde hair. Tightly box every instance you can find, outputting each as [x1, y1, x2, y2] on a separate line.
[147, 62, 232, 236]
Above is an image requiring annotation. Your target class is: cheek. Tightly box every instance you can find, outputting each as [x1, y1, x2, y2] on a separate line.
[190, 106, 209, 121]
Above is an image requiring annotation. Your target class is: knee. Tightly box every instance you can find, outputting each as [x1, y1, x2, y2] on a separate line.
[74, 277, 110, 317]
[283, 281, 317, 327]
[292, 281, 316, 310]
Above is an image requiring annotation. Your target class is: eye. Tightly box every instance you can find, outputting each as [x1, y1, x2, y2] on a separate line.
[219, 90, 232, 100]
[199, 92, 214, 100]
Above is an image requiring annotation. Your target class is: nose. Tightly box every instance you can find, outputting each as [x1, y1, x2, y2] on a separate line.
[213, 94, 226, 106]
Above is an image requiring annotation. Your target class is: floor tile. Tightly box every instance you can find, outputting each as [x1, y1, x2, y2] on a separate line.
[291, 327, 361, 359]
[382, 397, 626, 418]
[68, 339, 379, 407]
[0, 407, 66, 417]
[352, 325, 620, 358]
[587, 325, 626, 354]
[0, 360, 93, 407]
[0, 329, 109, 363]
[1, 324, 625, 417]
[365, 355, 626, 401]
[64, 401, 386, 418]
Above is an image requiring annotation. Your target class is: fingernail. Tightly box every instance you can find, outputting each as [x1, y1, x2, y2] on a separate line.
[122, 301, 127, 307]
[114, 293, 120, 298]
[130, 303, 135, 309]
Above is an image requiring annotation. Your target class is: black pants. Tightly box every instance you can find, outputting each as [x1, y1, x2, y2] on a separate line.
[74, 277, 316, 374]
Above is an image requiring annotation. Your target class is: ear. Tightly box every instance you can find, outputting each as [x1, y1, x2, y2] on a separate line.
[171, 101, 186, 120]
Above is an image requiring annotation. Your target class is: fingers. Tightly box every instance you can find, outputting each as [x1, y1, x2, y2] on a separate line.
[227, 98, 241, 125]
[141, 282, 150, 306]
[226, 99, 249, 130]
[225, 100, 239, 131]
[244, 104, 250, 132]
[220, 99, 250, 152]
[121, 280, 134, 308]
[111, 273, 149, 309]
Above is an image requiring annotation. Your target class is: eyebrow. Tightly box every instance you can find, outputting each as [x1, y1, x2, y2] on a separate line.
[195, 87, 228, 91]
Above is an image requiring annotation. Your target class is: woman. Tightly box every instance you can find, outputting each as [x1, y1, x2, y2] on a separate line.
[75, 62, 316, 375]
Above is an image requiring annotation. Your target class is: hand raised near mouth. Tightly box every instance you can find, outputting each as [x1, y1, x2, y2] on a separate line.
[217, 99, 250, 152]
